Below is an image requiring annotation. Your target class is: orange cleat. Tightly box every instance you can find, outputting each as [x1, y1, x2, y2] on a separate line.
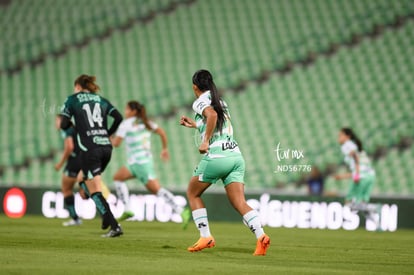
[187, 236, 216, 252]
[253, 234, 270, 256]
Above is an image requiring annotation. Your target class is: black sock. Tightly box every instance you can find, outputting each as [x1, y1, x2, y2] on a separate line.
[64, 195, 79, 220]
[91, 192, 118, 229]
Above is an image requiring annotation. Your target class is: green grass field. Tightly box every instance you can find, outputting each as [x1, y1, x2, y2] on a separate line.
[0, 216, 413, 274]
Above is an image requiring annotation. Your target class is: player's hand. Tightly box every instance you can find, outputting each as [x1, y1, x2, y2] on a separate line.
[180, 116, 196, 128]
[353, 174, 360, 184]
[54, 162, 63, 171]
[198, 141, 209, 154]
[160, 148, 170, 161]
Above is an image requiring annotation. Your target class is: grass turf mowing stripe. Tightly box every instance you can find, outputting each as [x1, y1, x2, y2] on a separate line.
[0, 215, 413, 274]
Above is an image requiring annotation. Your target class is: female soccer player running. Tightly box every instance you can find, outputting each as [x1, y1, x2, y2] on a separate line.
[60, 74, 123, 237]
[180, 70, 270, 256]
[111, 101, 189, 223]
[335, 128, 379, 227]
[54, 115, 83, 226]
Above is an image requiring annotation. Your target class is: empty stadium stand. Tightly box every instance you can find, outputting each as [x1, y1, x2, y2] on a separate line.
[0, 0, 413, 197]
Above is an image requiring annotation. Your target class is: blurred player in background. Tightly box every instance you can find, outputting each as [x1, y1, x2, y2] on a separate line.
[180, 69, 270, 255]
[54, 115, 83, 226]
[111, 101, 190, 225]
[335, 127, 380, 228]
[60, 74, 123, 237]
[306, 166, 324, 196]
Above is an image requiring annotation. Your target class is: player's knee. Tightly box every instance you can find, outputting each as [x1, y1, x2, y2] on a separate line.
[186, 188, 201, 200]
[186, 189, 194, 199]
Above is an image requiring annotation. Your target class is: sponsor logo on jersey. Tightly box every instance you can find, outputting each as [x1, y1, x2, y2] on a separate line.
[92, 136, 111, 145]
[87, 129, 108, 136]
[222, 141, 238, 150]
[77, 93, 101, 103]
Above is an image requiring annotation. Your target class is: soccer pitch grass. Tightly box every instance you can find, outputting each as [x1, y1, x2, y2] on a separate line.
[0, 216, 413, 274]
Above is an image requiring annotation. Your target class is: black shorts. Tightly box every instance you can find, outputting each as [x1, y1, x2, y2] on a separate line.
[64, 156, 82, 178]
[80, 146, 112, 180]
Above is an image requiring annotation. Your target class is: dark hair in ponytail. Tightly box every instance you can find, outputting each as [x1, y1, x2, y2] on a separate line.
[341, 127, 363, 152]
[127, 100, 153, 131]
[192, 69, 225, 133]
[74, 74, 100, 93]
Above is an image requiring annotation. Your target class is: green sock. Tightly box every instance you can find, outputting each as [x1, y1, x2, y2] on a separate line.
[79, 181, 90, 198]
[91, 192, 118, 230]
[91, 192, 108, 215]
[64, 195, 79, 220]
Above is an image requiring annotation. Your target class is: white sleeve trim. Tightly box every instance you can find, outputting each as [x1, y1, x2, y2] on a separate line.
[192, 98, 210, 115]
[149, 121, 159, 131]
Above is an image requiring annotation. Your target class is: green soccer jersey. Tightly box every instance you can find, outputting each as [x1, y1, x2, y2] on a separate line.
[115, 117, 158, 165]
[60, 91, 117, 151]
[341, 140, 375, 178]
[192, 91, 241, 158]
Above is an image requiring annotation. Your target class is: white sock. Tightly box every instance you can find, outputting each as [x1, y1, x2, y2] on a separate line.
[352, 202, 379, 215]
[243, 210, 265, 239]
[114, 181, 130, 211]
[157, 187, 183, 214]
[192, 208, 211, 238]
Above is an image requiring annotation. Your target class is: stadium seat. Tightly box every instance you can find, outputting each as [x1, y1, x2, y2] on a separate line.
[0, 0, 413, 196]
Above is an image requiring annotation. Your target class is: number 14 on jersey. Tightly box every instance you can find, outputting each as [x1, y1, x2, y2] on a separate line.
[82, 103, 103, 127]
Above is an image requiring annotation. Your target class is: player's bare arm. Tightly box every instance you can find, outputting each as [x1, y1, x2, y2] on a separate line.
[55, 137, 74, 171]
[334, 173, 352, 180]
[180, 116, 197, 128]
[199, 106, 217, 154]
[350, 151, 360, 182]
[154, 127, 169, 161]
[111, 136, 123, 147]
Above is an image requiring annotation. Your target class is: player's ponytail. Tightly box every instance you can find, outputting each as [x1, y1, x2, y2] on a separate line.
[127, 100, 153, 131]
[341, 127, 363, 152]
[192, 69, 225, 133]
[74, 74, 100, 93]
